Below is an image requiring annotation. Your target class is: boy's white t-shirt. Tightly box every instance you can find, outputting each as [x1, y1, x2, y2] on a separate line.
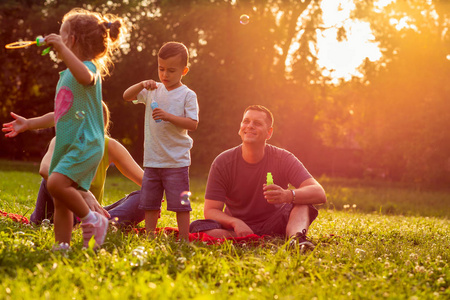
[135, 82, 199, 168]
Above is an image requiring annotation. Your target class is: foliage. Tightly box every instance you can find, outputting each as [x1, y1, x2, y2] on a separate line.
[0, 162, 449, 299]
[348, 0, 450, 186]
[1, 0, 449, 187]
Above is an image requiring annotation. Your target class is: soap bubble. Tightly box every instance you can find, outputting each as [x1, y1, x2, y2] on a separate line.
[130, 246, 147, 267]
[180, 191, 191, 206]
[75, 111, 86, 120]
[240, 14, 250, 25]
[42, 219, 51, 230]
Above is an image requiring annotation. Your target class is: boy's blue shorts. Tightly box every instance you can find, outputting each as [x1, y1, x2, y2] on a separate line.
[139, 167, 191, 212]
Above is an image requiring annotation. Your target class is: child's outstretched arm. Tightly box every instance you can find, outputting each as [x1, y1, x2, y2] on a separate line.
[2, 112, 54, 138]
[108, 139, 144, 186]
[44, 34, 94, 86]
[123, 80, 157, 101]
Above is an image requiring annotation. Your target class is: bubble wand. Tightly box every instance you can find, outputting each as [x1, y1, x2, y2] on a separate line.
[5, 36, 51, 55]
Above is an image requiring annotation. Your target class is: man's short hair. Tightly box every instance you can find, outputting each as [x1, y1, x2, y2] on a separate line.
[158, 41, 189, 67]
[244, 105, 274, 127]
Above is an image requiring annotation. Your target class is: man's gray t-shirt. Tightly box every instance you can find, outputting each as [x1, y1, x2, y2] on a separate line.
[205, 144, 312, 226]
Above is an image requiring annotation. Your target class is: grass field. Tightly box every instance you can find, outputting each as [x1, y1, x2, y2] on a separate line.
[0, 159, 448, 299]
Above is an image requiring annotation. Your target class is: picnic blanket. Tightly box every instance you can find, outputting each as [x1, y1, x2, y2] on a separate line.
[0, 210, 267, 245]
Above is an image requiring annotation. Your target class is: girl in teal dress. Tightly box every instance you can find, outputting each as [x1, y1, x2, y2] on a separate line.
[43, 8, 126, 249]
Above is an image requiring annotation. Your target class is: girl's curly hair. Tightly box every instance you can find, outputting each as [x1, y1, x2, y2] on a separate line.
[62, 8, 127, 78]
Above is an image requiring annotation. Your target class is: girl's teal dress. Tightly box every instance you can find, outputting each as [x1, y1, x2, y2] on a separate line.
[49, 61, 104, 191]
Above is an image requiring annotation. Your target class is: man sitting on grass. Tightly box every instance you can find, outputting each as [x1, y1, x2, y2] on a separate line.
[190, 105, 326, 249]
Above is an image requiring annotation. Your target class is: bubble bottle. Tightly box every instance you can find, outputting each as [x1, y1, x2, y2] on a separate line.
[151, 99, 162, 123]
[266, 172, 273, 186]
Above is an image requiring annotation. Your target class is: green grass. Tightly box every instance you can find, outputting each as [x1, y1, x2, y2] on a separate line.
[0, 159, 448, 299]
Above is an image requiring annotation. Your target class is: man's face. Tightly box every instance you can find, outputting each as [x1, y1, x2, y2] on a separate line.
[158, 54, 189, 91]
[238, 109, 273, 145]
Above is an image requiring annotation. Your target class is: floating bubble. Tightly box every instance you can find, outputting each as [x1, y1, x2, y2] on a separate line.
[130, 246, 147, 267]
[180, 191, 191, 206]
[240, 14, 250, 25]
[75, 111, 86, 120]
[41, 219, 51, 230]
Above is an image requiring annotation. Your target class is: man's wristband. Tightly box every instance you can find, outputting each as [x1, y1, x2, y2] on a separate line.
[290, 189, 295, 204]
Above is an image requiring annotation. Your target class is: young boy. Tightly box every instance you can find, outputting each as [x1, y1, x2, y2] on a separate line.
[123, 42, 199, 240]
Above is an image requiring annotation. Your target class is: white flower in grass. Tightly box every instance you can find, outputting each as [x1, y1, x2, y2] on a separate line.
[414, 265, 426, 273]
[177, 256, 187, 264]
[355, 248, 365, 254]
[409, 253, 418, 260]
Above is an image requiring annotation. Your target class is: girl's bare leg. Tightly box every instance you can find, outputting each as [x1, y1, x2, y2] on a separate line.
[47, 172, 90, 244]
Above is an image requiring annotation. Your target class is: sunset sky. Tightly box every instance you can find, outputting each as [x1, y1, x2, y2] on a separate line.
[316, 0, 384, 83]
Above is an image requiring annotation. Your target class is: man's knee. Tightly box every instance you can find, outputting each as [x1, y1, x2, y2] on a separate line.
[291, 204, 310, 215]
[289, 204, 319, 226]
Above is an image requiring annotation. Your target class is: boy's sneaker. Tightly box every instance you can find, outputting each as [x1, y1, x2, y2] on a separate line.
[288, 229, 315, 251]
[81, 212, 108, 249]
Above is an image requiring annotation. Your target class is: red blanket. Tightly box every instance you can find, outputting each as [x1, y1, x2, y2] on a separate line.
[0, 210, 29, 224]
[0, 210, 267, 245]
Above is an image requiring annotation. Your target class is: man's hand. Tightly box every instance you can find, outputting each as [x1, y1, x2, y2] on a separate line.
[263, 184, 292, 204]
[2, 112, 28, 138]
[80, 190, 111, 219]
[232, 219, 254, 237]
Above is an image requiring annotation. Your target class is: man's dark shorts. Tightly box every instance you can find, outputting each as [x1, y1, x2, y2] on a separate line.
[189, 204, 318, 237]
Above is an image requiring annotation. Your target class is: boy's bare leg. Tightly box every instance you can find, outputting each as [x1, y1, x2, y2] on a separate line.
[176, 211, 190, 241]
[145, 210, 160, 238]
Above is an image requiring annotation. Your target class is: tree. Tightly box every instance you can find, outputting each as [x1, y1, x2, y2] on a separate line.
[348, 0, 450, 185]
